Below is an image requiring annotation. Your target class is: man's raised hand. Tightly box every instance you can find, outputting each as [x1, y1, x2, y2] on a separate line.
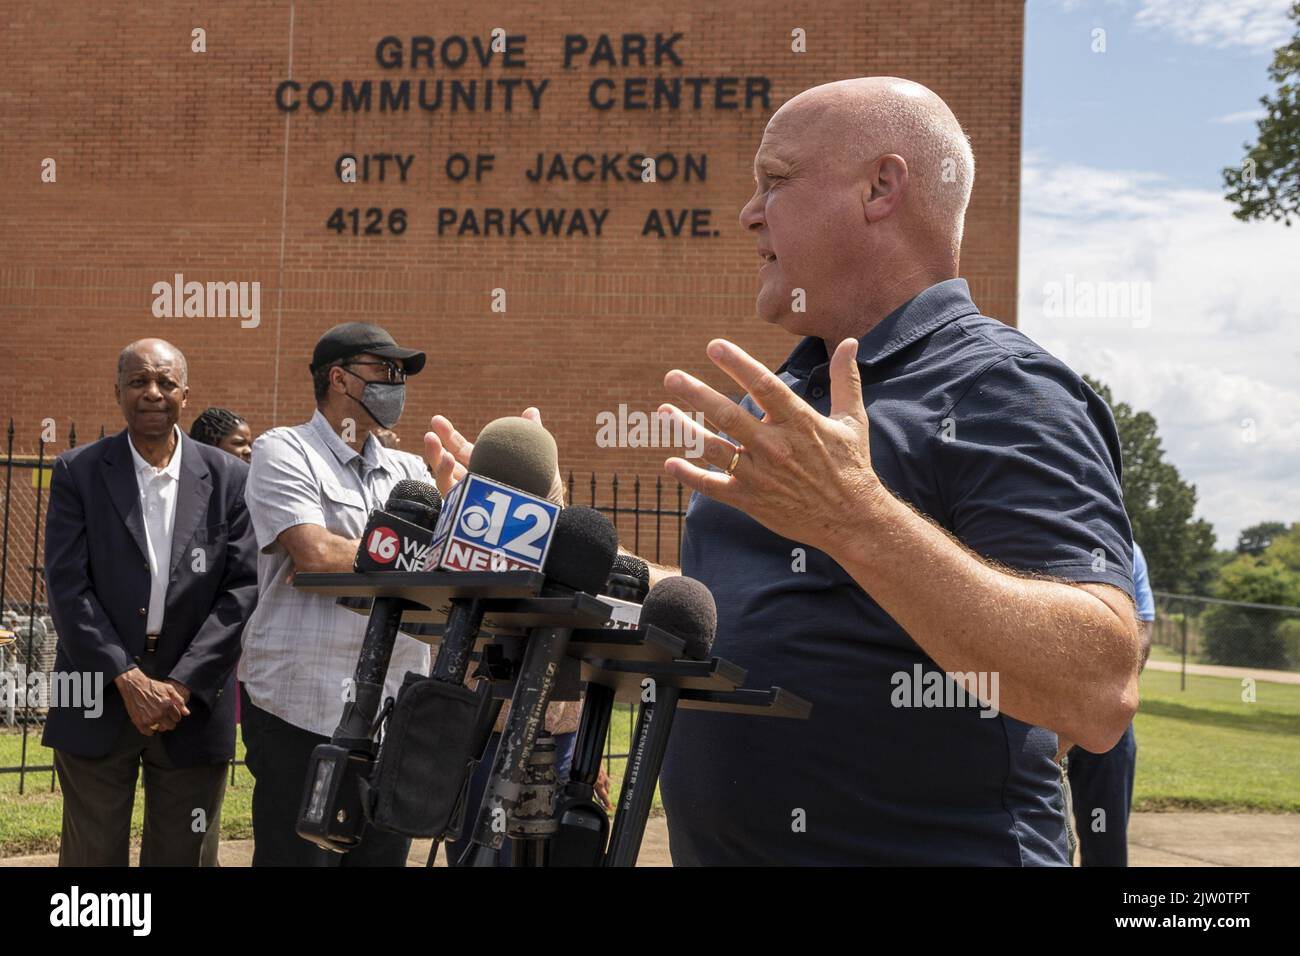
[660, 338, 883, 556]
[423, 407, 564, 504]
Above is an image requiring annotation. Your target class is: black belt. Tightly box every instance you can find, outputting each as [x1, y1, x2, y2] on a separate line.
[145, 634, 159, 653]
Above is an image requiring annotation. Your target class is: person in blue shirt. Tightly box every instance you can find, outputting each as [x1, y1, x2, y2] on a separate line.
[1065, 542, 1155, 866]
[425, 77, 1143, 865]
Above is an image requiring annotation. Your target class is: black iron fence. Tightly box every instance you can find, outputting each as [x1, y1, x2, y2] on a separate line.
[0, 420, 690, 793]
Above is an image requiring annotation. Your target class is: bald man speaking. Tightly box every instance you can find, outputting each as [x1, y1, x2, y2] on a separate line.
[424, 78, 1140, 865]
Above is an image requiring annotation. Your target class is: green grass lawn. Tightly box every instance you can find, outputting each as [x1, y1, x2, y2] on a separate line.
[1147, 643, 1193, 666]
[1132, 668, 1300, 813]
[0, 731, 253, 858]
[4, 672, 1294, 857]
[0, 704, 653, 857]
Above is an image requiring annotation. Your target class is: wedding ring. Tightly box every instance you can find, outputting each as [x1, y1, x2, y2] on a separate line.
[725, 447, 741, 476]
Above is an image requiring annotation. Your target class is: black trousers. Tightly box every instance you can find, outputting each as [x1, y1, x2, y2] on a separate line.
[239, 684, 412, 866]
[54, 714, 228, 867]
[1068, 723, 1137, 866]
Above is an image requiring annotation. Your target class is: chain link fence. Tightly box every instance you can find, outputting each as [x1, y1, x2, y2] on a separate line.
[1150, 592, 1300, 687]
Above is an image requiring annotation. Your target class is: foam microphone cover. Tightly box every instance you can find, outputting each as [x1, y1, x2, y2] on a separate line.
[542, 506, 619, 594]
[641, 577, 717, 661]
[385, 478, 442, 530]
[468, 416, 558, 498]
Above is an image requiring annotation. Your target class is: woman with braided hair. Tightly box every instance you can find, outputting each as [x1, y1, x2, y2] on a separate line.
[189, 407, 253, 463]
[188, 407, 255, 726]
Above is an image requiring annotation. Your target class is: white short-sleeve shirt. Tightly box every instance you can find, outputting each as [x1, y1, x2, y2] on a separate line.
[239, 410, 433, 736]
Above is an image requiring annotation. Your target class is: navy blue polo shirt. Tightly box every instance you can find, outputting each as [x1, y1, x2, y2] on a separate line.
[659, 279, 1135, 866]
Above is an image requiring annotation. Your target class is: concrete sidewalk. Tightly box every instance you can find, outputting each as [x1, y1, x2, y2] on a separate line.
[1145, 660, 1300, 685]
[3, 811, 1297, 866]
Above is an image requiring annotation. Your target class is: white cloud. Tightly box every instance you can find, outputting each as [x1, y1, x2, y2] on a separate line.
[1209, 107, 1266, 124]
[1050, 0, 1130, 11]
[1018, 155, 1300, 548]
[1134, 0, 1295, 52]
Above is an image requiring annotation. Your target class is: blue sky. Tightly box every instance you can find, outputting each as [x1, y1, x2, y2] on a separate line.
[1017, 0, 1300, 551]
[1025, 0, 1282, 189]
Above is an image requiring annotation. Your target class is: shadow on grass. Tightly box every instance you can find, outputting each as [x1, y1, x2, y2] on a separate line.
[1134, 796, 1298, 812]
[1139, 698, 1300, 736]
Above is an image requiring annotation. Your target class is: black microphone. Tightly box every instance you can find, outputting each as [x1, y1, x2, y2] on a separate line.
[418, 418, 561, 864]
[341, 479, 442, 739]
[297, 479, 442, 852]
[603, 575, 716, 867]
[459, 505, 619, 866]
[548, 554, 649, 867]
[605, 553, 651, 602]
[353, 479, 442, 573]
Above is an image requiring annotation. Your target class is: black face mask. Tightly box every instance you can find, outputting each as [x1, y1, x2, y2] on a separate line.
[340, 368, 406, 429]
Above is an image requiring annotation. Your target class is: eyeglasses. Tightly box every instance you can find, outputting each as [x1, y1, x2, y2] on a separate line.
[344, 360, 406, 384]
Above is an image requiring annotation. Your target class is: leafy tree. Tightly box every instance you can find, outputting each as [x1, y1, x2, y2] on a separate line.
[1263, 523, 1300, 571]
[1202, 554, 1300, 668]
[1083, 377, 1217, 594]
[1237, 520, 1290, 555]
[1223, 1, 1300, 225]
[1201, 548, 1240, 593]
[1214, 553, 1300, 605]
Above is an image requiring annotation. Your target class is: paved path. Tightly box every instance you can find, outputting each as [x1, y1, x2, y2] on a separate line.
[1145, 660, 1300, 685]
[3, 812, 1296, 866]
[1124, 812, 1298, 866]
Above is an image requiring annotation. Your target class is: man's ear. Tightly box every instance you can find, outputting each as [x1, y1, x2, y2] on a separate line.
[863, 153, 908, 224]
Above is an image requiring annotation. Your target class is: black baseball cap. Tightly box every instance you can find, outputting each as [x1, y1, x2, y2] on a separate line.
[310, 322, 426, 376]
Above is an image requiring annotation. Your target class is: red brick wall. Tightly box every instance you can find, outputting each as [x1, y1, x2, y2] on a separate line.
[0, 0, 1023, 479]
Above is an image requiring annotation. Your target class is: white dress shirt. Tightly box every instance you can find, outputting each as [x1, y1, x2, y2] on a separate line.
[127, 425, 183, 636]
[239, 411, 434, 736]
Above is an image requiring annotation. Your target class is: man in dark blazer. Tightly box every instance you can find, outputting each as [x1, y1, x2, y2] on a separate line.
[42, 338, 258, 866]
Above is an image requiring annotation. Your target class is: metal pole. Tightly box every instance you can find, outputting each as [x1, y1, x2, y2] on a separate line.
[676, 482, 683, 564]
[1179, 598, 1188, 692]
[654, 476, 662, 565]
[1, 420, 13, 624]
[633, 475, 641, 555]
[19, 436, 48, 794]
[612, 473, 620, 543]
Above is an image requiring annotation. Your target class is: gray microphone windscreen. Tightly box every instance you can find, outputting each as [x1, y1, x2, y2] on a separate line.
[468, 416, 558, 498]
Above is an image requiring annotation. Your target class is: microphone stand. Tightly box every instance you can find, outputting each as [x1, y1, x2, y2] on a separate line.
[544, 681, 614, 866]
[509, 734, 559, 867]
[420, 598, 498, 866]
[459, 621, 574, 866]
[604, 684, 682, 867]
